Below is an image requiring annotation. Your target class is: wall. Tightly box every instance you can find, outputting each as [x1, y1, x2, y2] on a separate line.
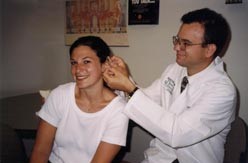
[1, 0, 248, 162]
[2, 0, 72, 98]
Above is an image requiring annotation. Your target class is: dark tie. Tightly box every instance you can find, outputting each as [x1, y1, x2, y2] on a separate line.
[172, 159, 180, 163]
[180, 76, 188, 93]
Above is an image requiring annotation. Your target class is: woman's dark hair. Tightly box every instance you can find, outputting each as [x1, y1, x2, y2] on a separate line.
[69, 36, 112, 63]
[181, 8, 231, 58]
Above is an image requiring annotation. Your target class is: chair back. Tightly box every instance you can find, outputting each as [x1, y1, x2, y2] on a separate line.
[0, 123, 28, 163]
[224, 116, 247, 163]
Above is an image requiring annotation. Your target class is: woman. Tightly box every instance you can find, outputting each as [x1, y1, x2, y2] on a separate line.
[30, 36, 129, 163]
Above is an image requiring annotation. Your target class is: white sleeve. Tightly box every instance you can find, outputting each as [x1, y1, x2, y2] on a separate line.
[142, 78, 162, 105]
[123, 81, 236, 148]
[102, 99, 129, 146]
[36, 86, 65, 127]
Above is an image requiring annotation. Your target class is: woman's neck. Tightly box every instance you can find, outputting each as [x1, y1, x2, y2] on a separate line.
[75, 85, 116, 113]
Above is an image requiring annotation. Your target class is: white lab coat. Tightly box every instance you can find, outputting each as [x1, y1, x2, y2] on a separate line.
[123, 57, 237, 163]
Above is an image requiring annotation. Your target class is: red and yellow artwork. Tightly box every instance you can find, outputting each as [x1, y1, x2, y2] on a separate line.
[65, 0, 128, 46]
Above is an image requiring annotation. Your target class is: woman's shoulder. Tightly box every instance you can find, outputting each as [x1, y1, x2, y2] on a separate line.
[56, 82, 75, 90]
[47, 82, 75, 102]
[106, 96, 126, 113]
[51, 82, 75, 94]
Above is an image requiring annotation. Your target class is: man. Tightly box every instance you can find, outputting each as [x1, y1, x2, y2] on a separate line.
[103, 8, 237, 163]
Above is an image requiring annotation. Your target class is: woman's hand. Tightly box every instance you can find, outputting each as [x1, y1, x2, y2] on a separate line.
[91, 141, 121, 163]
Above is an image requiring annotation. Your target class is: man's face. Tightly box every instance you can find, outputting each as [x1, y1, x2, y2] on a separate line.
[173, 22, 214, 76]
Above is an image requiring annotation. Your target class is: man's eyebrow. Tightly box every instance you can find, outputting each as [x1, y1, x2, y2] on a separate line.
[181, 38, 191, 42]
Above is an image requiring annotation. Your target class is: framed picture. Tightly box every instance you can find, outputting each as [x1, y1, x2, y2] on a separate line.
[128, 0, 159, 25]
[225, 0, 242, 4]
[65, 0, 129, 46]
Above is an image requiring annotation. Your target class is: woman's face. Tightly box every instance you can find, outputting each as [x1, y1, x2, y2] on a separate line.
[70, 45, 104, 90]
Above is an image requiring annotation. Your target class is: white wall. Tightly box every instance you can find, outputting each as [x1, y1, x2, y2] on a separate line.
[2, 0, 72, 97]
[1, 0, 248, 162]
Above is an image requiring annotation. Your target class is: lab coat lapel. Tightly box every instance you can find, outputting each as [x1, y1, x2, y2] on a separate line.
[169, 87, 189, 114]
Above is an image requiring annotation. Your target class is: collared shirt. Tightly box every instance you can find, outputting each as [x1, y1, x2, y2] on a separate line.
[123, 57, 237, 163]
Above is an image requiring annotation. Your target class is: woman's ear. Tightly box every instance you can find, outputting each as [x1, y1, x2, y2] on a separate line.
[102, 56, 112, 72]
[102, 64, 105, 72]
[102, 62, 108, 72]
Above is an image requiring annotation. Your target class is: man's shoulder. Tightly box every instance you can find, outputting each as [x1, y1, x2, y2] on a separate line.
[161, 62, 185, 78]
[165, 62, 185, 72]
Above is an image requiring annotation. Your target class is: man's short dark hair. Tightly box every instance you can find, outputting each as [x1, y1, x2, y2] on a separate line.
[181, 8, 231, 57]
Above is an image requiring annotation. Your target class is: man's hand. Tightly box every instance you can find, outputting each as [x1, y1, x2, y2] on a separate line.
[107, 56, 129, 77]
[103, 56, 136, 93]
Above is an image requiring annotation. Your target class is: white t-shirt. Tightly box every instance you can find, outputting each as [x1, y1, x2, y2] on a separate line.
[37, 82, 129, 163]
[124, 57, 237, 163]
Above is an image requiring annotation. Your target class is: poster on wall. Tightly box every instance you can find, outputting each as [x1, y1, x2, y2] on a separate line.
[65, 0, 128, 46]
[128, 0, 159, 25]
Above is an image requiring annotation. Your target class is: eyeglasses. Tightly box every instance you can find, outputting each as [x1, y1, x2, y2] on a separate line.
[172, 36, 206, 50]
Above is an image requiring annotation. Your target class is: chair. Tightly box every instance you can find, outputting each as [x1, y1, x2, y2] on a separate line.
[224, 116, 247, 163]
[0, 122, 28, 163]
